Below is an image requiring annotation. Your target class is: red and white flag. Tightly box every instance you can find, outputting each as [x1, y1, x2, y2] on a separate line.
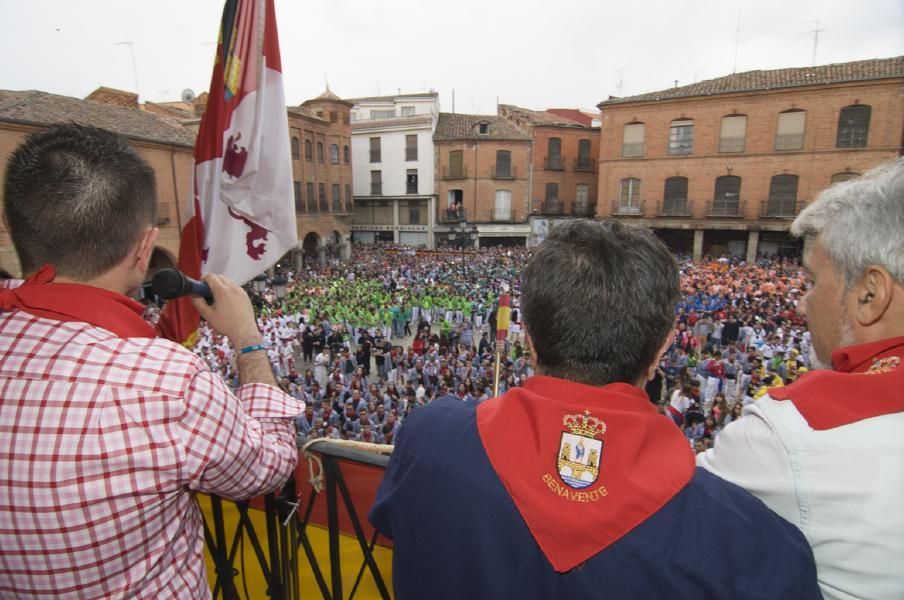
[158, 0, 296, 345]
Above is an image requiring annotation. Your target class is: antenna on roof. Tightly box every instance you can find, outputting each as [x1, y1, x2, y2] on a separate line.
[615, 66, 627, 96]
[810, 19, 825, 66]
[732, 8, 741, 73]
[324, 72, 330, 92]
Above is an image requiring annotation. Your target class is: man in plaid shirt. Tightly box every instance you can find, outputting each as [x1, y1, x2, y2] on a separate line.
[0, 125, 304, 598]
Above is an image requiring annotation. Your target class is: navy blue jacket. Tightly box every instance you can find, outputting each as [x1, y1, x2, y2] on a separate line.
[370, 396, 822, 600]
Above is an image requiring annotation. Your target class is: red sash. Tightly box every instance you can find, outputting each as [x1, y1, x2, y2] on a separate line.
[477, 376, 695, 572]
[0, 265, 156, 339]
[770, 337, 904, 430]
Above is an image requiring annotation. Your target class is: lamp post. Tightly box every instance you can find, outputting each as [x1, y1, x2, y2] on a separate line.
[272, 276, 288, 300]
[252, 274, 268, 294]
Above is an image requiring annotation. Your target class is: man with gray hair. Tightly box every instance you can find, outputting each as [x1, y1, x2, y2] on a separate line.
[698, 159, 904, 600]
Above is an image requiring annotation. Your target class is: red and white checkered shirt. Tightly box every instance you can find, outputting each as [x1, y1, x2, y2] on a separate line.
[0, 306, 304, 599]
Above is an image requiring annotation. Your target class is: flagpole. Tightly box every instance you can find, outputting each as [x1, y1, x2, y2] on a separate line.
[493, 346, 502, 397]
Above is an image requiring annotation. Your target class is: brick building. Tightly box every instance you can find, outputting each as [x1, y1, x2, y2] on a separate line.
[287, 90, 355, 266]
[433, 113, 532, 247]
[0, 89, 196, 278]
[498, 104, 600, 244]
[597, 56, 904, 260]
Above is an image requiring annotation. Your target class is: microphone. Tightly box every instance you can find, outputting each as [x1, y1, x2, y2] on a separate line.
[152, 268, 213, 304]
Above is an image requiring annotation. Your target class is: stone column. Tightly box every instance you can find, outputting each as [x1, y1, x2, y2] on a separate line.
[341, 234, 352, 261]
[746, 230, 760, 264]
[692, 229, 704, 261]
[393, 200, 400, 244]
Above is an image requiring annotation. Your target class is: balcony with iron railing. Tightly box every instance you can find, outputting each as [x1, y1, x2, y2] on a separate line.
[439, 205, 468, 223]
[490, 164, 517, 179]
[657, 198, 692, 217]
[760, 199, 803, 219]
[332, 200, 342, 213]
[707, 199, 745, 217]
[573, 157, 595, 172]
[544, 155, 564, 170]
[319, 199, 330, 212]
[610, 199, 646, 216]
[572, 201, 597, 217]
[488, 208, 516, 222]
[540, 199, 564, 215]
[441, 165, 469, 180]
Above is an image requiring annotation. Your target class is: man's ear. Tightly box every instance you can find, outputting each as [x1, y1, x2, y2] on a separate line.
[643, 333, 673, 384]
[852, 265, 894, 327]
[135, 227, 160, 273]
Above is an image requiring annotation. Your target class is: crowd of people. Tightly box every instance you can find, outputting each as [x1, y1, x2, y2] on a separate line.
[145, 244, 816, 453]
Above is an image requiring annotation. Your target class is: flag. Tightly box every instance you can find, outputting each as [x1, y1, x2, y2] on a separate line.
[496, 294, 511, 344]
[157, 0, 296, 345]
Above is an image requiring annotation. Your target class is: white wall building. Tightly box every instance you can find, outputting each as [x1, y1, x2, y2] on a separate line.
[347, 92, 439, 247]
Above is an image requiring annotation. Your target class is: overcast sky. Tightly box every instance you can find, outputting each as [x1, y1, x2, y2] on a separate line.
[2, 0, 902, 114]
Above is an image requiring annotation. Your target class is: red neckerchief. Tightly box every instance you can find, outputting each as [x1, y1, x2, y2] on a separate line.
[0, 265, 156, 339]
[477, 375, 695, 573]
[770, 337, 904, 429]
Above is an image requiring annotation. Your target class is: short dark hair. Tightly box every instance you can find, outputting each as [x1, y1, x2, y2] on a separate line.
[3, 123, 157, 279]
[521, 220, 679, 386]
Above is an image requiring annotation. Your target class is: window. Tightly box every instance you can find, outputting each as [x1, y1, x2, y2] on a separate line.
[343, 145, 350, 164]
[330, 144, 339, 164]
[836, 105, 871, 148]
[406, 169, 418, 194]
[767, 174, 798, 217]
[291, 137, 300, 160]
[400, 200, 426, 225]
[663, 177, 689, 215]
[577, 139, 592, 169]
[495, 150, 512, 177]
[448, 150, 464, 178]
[478, 122, 489, 134]
[329, 111, 337, 123]
[304, 139, 313, 161]
[719, 115, 747, 153]
[370, 170, 382, 195]
[345, 184, 353, 212]
[405, 135, 418, 161]
[332, 183, 341, 211]
[317, 142, 324, 163]
[369, 137, 381, 163]
[775, 110, 805, 151]
[546, 138, 562, 169]
[306, 182, 316, 212]
[401, 106, 415, 117]
[622, 123, 644, 157]
[619, 178, 641, 213]
[494, 190, 512, 221]
[544, 183, 560, 213]
[575, 184, 590, 215]
[668, 119, 694, 155]
[713, 176, 741, 215]
[294, 181, 304, 212]
[370, 109, 395, 119]
[319, 183, 328, 211]
[830, 172, 860, 184]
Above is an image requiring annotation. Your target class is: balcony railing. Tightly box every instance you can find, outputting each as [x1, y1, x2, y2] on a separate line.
[541, 199, 564, 215]
[572, 202, 597, 217]
[610, 199, 646, 216]
[439, 206, 468, 223]
[490, 164, 517, 179]
[489, 208, 516, 222]
[332, 200, 342, 212]
[761, 199, 802, 218]
[573, 158, 595, 172]
[319, 199, 330, 212]
[441, 165, 469, 180]
[544, 155, 564, 170]
[707, 199, 745, 217]
[657, 198, 692, 217]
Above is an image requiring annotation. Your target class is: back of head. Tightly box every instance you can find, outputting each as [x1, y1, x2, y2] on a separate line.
[3, 123, 157, 279]
[522, 219, 679, 386]
[792, 159, 904, 288]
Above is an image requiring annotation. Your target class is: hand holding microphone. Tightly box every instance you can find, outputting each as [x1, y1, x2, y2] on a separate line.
[153, 268, 261, 349]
